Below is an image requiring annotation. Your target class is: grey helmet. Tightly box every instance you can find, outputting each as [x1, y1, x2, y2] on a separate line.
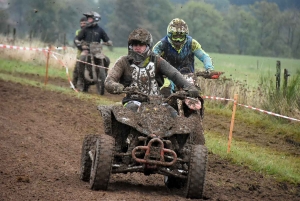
[83, 11, 101, 27]
[128, 28, 153, 64]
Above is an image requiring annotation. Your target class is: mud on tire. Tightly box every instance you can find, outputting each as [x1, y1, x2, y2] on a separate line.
[90, 134, 115, 190]
[185, 144, 208, 199]
[80, 134, 99, 182]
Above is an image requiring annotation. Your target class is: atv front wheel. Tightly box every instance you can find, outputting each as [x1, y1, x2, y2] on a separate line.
[90, 134, 115, 190]
[185, 144, 208, 199]
[80, 134, 99, 182]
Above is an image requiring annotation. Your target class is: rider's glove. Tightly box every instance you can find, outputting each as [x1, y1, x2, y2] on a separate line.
[184, 85, 199, 98]
[107, 40, 113, 46]
[75, 39, 81, 47]
[113, 83, 124, 94]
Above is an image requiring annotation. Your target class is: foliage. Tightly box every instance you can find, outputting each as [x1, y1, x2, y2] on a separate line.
[173, 1, 224, 52]
[106, 0, 173, 47]
[223, 5, 258, 55]
[2, 0, 300, 59]
[259, 70, 300, 118]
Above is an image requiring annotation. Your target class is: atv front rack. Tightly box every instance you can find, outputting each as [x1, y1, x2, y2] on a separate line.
[132, 138, 177, 166]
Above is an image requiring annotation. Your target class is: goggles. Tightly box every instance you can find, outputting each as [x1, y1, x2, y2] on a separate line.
[171, 32, 186, 42]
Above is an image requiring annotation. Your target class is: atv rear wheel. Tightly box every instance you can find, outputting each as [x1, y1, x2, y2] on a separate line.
[185, 144, 208, 199]
[90, 134, 115, 190]
[80, 134, 99, 182]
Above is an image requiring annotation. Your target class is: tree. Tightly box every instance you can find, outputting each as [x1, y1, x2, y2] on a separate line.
[106, 0, 173, 47]
[223, 5, 258, 55]
[173, 1, 224, 53]
[250, 1, 282, 56]
[279, 9, 300, 57]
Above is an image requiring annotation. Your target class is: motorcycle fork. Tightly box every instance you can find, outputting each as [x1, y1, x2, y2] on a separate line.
[90, 55, 98, 82]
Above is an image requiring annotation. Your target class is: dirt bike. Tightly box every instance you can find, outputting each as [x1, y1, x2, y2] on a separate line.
[80, 87, 207, 199]
[79, 41, 110, 95]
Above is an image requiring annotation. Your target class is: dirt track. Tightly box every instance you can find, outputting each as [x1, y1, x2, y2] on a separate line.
[0, 78, 299, 201]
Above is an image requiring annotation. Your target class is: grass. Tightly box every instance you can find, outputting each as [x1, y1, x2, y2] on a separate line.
[206, 131, 300, 184]
[0, 58, 67, 79]
[1, 37, 299, 185]
[207, 53, 300, 87]
[1, 67, 299, 185]
[0, 72, 115, 106]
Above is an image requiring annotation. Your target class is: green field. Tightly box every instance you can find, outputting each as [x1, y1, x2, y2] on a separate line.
[209, 53, 300, 87]
[0, 48, 299, 185]
[101, 47, 300, 88]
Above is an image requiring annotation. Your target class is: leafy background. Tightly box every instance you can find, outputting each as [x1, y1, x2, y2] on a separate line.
[1, 0, 300, 58]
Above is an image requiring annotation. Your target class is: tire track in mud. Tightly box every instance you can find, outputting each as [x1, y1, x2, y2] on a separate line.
[0, 77, 299, 200]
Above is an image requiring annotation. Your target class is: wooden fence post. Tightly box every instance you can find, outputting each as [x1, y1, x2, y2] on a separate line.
[227, 94, 238, 153]
[29, 30, 32, 48]
[283, 69, 290, 97]
[44, 45, 52, 86]
[276, 61, 281, 91]
[6, 25, 10, 37]
[13, 28, 16, 45]
[63, 33, 66, 54]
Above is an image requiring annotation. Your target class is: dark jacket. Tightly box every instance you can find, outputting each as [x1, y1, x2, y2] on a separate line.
[105, 52, 193, 96]
[75, 24, 110, 50]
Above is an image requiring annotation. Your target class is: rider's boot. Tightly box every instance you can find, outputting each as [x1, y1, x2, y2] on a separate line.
[71, 62, 79, 89]
[77, 80, 84, 92]
[77, 56, 86, 92]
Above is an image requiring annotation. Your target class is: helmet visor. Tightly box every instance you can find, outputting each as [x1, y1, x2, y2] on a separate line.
[171, 32, 186, 42]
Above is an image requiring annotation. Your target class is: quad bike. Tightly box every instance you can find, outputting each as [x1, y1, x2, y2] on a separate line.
[80, 41, 110, 95]
[80, 87, 208, 199]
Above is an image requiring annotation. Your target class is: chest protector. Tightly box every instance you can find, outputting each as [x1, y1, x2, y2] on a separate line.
[130, 60, 159, 95]
[161, 35, 195, 73]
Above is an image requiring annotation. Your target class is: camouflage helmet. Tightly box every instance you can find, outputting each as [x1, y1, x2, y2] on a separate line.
[128, 28, 153, 48]
[128, 28, 153, 64]
[83, 11, 101, 26]
[167, 18, 189, 44]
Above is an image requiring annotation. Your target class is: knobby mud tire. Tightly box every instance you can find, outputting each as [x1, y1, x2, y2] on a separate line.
[96, 68, 106, 95]
[90, 134, 115, 190]
[185, 144, 208, 199]
[80, 134, 100, 182]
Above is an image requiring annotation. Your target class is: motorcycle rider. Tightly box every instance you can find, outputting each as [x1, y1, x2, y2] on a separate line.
[75, 11, 113, 92]
[153, 18, 214, 94]
[72, 16, 87, 88]
[105, 28, 200, 112]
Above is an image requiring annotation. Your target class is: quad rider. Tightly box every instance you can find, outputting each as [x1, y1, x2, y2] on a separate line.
[72, 16, 87, 88]
[74, 11, 113, 92]
[152, 18, 214, 95]
[104, 28, 199, 111]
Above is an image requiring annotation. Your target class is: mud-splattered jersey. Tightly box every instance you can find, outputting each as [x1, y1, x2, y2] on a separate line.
[105, 53, 194, 103]
[153, 35, 214, 73]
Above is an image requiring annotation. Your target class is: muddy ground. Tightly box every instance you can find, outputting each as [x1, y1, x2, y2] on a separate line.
[0, 76, 299, 201]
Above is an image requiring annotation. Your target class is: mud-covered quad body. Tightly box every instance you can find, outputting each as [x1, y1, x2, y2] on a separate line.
[80, 42, 109, 95]
[80, 92, 208, 199]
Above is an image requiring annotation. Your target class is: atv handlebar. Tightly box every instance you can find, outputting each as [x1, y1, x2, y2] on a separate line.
[121, 87, 191, 103]
[195, 71, 224, 79]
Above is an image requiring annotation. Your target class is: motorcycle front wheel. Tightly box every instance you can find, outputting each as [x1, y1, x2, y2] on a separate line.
[96, 68, 106, 95]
